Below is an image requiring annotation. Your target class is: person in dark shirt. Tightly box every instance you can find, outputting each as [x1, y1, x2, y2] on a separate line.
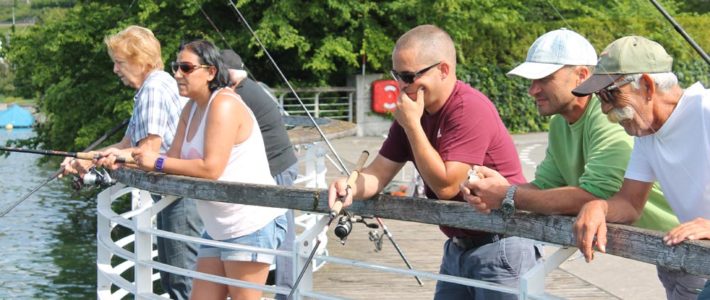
[221, 50, 299, 300]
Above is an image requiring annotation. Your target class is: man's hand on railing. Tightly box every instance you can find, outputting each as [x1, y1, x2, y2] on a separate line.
[573, 199, 609, 263]
[664, 217, 710, 246]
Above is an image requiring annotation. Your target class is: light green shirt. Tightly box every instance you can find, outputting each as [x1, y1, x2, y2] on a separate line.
[531, 97, 679, 231]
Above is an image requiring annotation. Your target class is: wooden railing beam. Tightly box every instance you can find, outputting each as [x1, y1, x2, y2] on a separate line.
[113, 169, 710, 277]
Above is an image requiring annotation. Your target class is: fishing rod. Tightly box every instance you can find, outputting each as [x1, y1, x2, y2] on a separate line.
[0, 146, 134, 164]
[226, 0, 423, 287]
[649, 0, 710, 66]
[0, 118, 129, 217]
[226, 0, 349, 174]
[225, 0, 423, 287]
[288, 151, 368, 299]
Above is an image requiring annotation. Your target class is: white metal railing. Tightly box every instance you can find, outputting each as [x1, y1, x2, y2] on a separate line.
[97, 142, 332, 299]
[274, 87, 356, 122]
[96, 142, 577, 299]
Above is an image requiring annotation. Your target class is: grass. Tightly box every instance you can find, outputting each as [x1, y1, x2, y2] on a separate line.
[0, 95, 35, 105]
[0, 22, 31, 36]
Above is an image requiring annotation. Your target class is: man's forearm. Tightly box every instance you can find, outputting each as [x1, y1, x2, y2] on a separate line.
[604, 197, 643, 224]
[405, 128, 453, 198]
[516, 185, 597, 215]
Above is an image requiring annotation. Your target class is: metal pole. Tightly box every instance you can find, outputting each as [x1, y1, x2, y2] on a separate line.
[649, 0, 710, 65]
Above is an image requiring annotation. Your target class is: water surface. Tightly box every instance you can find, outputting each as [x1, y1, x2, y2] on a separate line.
[0, 129, 95, 299]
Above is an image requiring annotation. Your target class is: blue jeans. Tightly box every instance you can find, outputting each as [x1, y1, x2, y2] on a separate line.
[657, 266, 706, 300]
[434, 236, 541, 300]
[198, 214, 287, 264]
[698, 280, 710, 300]
[153, 195, 203, 300]
[274, 163, 298, 300]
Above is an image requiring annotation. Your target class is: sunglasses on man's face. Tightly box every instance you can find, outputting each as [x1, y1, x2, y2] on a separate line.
[390, 62, 441, 84]
[170, 61, 211, 75]
[596, 76, 635, 105]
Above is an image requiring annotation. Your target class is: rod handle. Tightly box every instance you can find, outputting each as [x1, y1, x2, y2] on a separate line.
[330, 151, 370, 217]
[115, 156, 136, 164]
[75, 152, 135, 164]
[75, 152, 97, 160]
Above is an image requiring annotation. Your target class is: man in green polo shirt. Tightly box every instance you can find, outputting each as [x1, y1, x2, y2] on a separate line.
[461, 29, 700, 299]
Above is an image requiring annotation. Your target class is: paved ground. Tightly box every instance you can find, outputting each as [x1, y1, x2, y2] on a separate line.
[308, 133, 666, 300]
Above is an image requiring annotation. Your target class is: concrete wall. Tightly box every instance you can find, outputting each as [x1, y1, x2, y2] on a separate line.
[353, 73, 393, 137]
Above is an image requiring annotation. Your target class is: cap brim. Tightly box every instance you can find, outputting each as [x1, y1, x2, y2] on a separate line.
[572, 74, 622, 96]
[507, 62, 564, 80]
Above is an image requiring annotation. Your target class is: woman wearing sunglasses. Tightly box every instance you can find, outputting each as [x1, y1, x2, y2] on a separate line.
[132, 40, 287, 300]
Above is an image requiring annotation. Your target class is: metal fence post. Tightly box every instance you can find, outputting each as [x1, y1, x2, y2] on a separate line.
[520, 246, 577, 299]
[315, 143, 327, 188]
[133, 190, 154, 297]
[292, 215, 329, 299]
[96, 185, 118, 299]
[348, 92, 353, 122]
[304, 144, 317, 188]
[314, 92, 320, 118]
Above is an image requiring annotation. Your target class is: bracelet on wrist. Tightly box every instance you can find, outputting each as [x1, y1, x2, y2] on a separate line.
[154, 155, 166, 172]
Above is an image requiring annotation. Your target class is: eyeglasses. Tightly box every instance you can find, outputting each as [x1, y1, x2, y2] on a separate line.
[390, 62, 441, 84]
[596, 76, 635, 105]
[170, 61, 211, 74]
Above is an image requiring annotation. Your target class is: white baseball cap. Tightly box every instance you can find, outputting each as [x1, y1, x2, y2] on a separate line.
[507, 28, 597, 80]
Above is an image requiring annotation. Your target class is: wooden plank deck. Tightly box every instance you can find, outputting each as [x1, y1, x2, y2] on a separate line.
[304, 217, 617, 299]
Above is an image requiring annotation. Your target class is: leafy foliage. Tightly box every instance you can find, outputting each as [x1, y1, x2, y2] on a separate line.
[2, 0, 709, 149]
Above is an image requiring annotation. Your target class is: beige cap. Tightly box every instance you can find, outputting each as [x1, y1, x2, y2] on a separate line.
[572, 36, 673, 96]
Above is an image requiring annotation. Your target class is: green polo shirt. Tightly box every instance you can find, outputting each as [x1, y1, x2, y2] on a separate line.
[531, 97, 679, 231]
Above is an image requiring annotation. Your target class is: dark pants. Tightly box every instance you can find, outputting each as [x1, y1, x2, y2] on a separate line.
[153, 194, 203, 300]
[698, 280, 710, 300]
[274, 163, 299, 300]
[434, 236, 541, 300]
[656, 266, 706, 300]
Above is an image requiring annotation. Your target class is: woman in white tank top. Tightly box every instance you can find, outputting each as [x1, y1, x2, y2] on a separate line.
[132, 40, 285, 300]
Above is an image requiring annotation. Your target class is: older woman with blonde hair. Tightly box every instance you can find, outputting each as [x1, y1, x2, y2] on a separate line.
[63, 25, 198, 300]
[132, 40, 286, 300]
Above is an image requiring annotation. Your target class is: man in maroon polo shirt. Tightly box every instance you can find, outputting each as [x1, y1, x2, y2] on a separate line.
[327, 24, 540, 299]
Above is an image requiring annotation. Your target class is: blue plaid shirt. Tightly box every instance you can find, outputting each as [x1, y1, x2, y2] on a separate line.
[126, 70, 186, 153]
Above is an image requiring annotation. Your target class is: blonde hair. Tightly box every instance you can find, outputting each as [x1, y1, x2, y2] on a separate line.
[393, 24, 456, 69]
[104, 25, 164, 71]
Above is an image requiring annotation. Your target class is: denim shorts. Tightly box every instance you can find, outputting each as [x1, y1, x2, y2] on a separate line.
[198, 214, 287, 264]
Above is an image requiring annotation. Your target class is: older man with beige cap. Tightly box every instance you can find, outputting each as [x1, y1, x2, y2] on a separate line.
[573, 35, 709, 300]
[462, 29, 685, 298]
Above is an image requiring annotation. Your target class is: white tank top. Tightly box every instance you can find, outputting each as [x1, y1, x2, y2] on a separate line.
[181, 88, 286, 240]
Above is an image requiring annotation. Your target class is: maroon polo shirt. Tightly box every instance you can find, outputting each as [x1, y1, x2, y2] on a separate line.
[380, 80, 525, 238]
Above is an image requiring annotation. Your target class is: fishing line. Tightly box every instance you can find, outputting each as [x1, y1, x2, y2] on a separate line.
[198, 4, 287, 109]
[226, 0, 351, 176]
[224, 0, 424, 289]
[0, 118, 129, 217]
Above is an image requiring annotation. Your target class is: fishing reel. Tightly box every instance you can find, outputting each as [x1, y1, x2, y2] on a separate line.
[72, 167, 116, 190]
[333, 211, 380, 246]
[368, 230, 383, 252]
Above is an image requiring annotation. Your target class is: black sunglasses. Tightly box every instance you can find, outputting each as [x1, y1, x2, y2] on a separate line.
[596, 76, 635, 105]
[390, 62, 441, 84]
[170, 61, 211, 74]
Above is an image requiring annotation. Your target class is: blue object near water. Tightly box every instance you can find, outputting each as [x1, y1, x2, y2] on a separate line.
[0, 104, 35, 128]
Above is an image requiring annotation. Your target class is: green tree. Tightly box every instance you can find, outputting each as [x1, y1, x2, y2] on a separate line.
[5, 0, 709, 149]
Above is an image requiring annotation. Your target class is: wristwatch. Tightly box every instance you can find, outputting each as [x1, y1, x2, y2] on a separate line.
[501, 185, 517, 218]
[154, 155, 166, 172]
